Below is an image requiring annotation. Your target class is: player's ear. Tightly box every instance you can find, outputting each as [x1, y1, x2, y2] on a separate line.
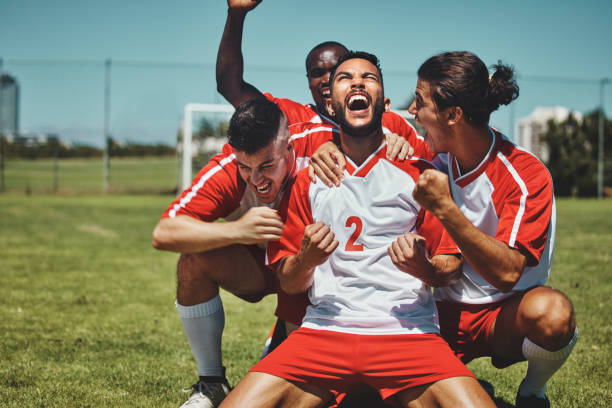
[384, 97, 391, 112]
[446, 106, 463, 125]
[326, 98, 335, 117]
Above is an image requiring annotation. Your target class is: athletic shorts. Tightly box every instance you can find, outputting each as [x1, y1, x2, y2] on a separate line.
[436, 295, 517, 363]
[241, 245, 310, 326]
[251, 327, 473, 401]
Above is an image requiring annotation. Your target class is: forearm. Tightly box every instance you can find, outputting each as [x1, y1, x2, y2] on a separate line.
[152, 215, 242, 254]
[427, 254, 463, 287]
[276, 254, 314, 295]
[216, 9, 261, 106]
[434, 203, 526, 292]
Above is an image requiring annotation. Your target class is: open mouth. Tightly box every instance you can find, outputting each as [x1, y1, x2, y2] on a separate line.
[347, 93, 371, 112]
[256, 182, 272, 194]
[321, 87, 331, 99]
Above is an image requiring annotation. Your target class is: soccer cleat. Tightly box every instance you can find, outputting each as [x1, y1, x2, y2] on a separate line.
[180, 379, 231, 408]
[515, 393, 550, 408]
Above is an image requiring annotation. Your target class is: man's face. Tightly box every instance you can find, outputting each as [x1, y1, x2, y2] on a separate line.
[234, 116, 294, 204]
[306, 45, 347, 113]
[327, 58, 385, 137]
[409, 79, 449, 154]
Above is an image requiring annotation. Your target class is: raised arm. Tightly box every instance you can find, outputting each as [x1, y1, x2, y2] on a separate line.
[152, 206, 283, 253]
[216, 0, 265, 107]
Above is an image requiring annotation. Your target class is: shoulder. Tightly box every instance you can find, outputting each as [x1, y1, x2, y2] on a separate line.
[289, 122, 339, 140]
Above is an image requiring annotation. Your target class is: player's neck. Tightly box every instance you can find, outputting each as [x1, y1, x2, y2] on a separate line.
[339, 129, 384, 167]
[454, 123, 493, 173]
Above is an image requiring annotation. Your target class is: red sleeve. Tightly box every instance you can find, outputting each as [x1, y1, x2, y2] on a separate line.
[382, 111, 433, 160]
[264, 92, 317, 126]
[161, 144, 245, 222]
[266, 170, 314, 267]
[491, 153, 554, 265]
[289, 122, 338, 159]
[416, 209, 459, 256]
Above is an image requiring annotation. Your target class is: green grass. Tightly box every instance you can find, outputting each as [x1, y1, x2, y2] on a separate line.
[0, 196, 610, 407]
[2, 156, 178, 194]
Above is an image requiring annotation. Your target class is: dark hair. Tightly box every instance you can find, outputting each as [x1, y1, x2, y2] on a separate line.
[305, 41, 348, 70]
[417, 51, 519, 125]
[329, 50, 384, 89]
[227, 98, 284, 154]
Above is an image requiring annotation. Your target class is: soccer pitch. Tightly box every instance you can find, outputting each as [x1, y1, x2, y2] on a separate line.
[0, 195, 610, 407]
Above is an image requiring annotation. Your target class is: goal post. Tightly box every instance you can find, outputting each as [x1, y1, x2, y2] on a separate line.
[181, 103, 235, 190]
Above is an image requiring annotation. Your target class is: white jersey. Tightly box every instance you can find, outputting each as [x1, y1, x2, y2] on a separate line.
[434, 128, 556, 304]
[268, 142, 459, 335]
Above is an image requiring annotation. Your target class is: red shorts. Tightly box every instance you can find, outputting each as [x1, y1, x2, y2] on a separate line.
[436, 297, 511, 363]
[251, 327, 473, 400]
[241, 245, 309, 326]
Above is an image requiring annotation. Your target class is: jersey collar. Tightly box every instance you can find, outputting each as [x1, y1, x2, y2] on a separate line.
[450, 127, 501, 187]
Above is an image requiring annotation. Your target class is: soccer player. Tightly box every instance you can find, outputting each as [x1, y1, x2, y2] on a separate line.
[152, 97, 337, 408]
[404, 51, 578, 408]
[219, 52, 496, 408]
[216, 0, 432, 183]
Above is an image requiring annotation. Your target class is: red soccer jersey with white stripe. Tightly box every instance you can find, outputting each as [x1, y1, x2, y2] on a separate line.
[267, 142, 459, 334]
[434, 128, 556, 304]
[162, 122, 338, 224]
[264, 92, 432, 160]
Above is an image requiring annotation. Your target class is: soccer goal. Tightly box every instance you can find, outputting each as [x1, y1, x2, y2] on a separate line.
[180, 103, 235, 191]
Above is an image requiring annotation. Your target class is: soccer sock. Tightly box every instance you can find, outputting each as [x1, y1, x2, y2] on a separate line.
[176, 295, 226, 378]
[518, 327, 578, 397]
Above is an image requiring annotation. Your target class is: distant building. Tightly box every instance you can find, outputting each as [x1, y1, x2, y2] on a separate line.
[516, 106, 583, 163]
[0, 73, 19, 134]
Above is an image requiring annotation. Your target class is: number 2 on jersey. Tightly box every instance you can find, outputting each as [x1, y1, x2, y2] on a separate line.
[345, 216, 364, 252]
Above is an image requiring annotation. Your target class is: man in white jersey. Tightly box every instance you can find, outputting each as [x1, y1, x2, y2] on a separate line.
[405, 51, 577, 408]
[218, 52, 495, 408]
[153, 98, 337, 407]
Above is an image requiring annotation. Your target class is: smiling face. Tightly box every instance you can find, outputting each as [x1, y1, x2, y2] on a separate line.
[233, 115, 294, 203]
[327, 57, 385, 138]
[306, 44, 347, 113]
[409, 78, 451, 154]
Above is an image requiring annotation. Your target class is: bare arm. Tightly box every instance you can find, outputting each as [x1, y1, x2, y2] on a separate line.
[216, 0, 265, 107]
[276, 222, 338, 294]
[413, 169, 527, 292]
[389, 232, 462, 287]
[152, 207, 283, 253]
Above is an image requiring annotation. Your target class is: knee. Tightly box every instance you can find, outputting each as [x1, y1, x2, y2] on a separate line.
[177, 252, 216, 283]
[520, 288, 576, 348]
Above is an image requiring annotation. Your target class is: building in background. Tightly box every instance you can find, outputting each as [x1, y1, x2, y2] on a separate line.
[0, 73, 19, 135]
[516, 106, 583, 163]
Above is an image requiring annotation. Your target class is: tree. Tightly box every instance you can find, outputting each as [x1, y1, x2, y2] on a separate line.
[543, 110, 611, 197]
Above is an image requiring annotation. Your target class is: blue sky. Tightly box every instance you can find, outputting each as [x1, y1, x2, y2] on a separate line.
[1, 0, 611, 146]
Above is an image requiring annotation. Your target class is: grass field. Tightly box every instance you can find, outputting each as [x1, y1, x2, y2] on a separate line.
[2, 157, 178, 194]
[0, 195, 610, 407]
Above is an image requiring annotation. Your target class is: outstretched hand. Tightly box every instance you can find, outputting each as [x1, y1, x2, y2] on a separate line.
[227, 0, 262, 12]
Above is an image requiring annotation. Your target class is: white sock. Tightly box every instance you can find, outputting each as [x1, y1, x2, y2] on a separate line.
[176, 295, 225, 378]
[518, 327, 578, 398]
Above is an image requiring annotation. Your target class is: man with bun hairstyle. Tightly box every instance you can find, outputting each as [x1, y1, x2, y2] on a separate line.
[402, 51, 578, 408]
